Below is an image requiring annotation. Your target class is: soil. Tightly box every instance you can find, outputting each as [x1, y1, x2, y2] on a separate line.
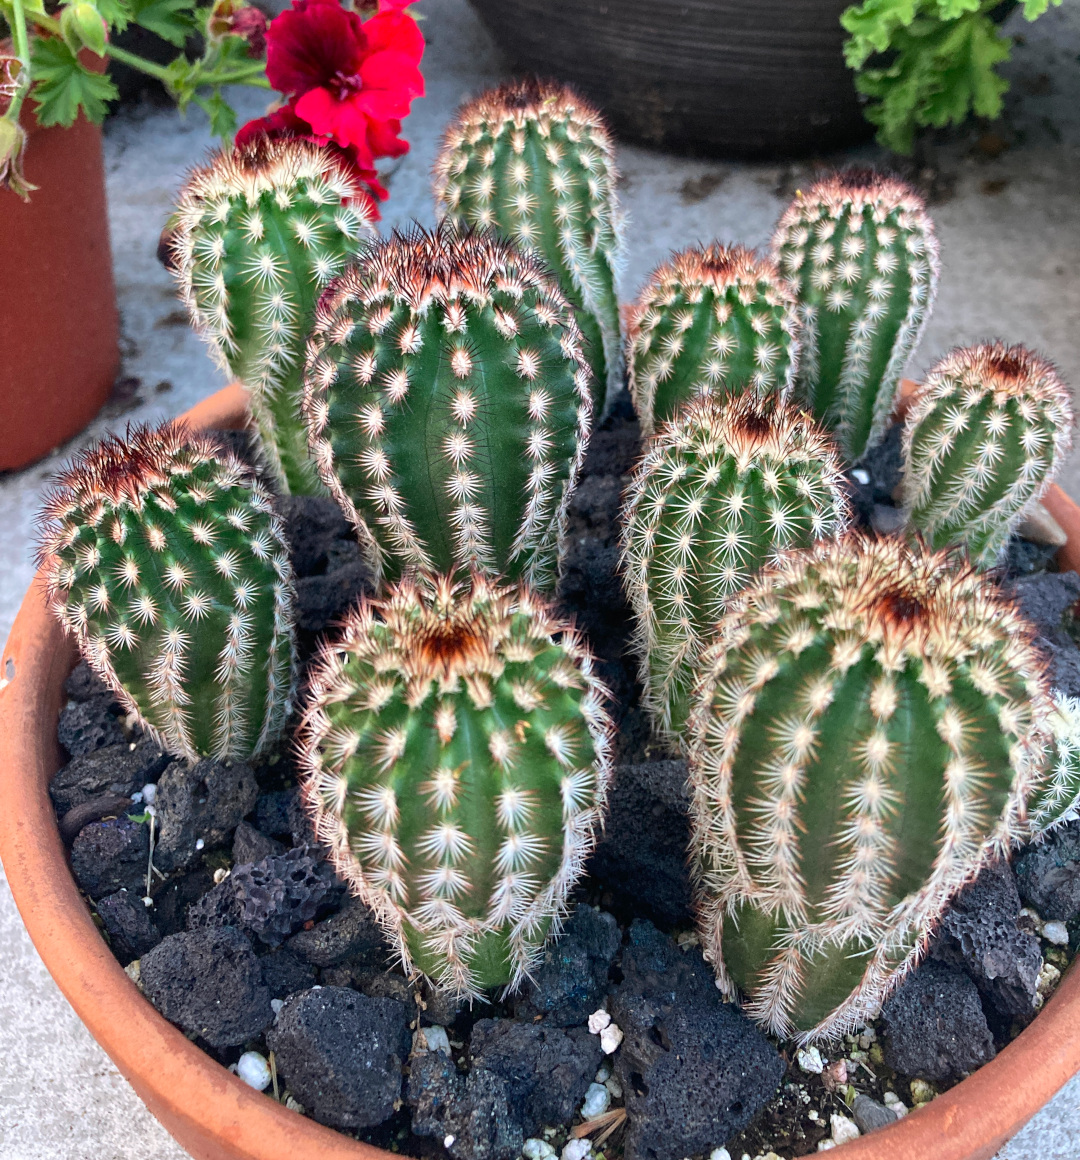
[52, 398, 1080, 1160]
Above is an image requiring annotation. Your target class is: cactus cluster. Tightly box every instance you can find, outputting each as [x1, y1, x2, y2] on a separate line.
[434, 78, 624, 417]
[627, 243, 800, 437]
[901, 342, 1074, 567]
[303, 224, 593, 594]
[1030, 693, 1080, 836]
[40, 422, 296, 761]
[299, 572, 612, 996]
[687, 534, 1052, 1041]
[772, 170, 940, 463]
[172, 137, 376, 494]
[621, 393, 849, 739]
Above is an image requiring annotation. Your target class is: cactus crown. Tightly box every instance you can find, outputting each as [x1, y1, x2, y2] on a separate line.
[902, 342, 1073, 566]
[772, 169, 939, 463]
[621, 392, 849, 738]
[626, 242, 799, 436]
[299, 572, 612, 996]
[40, 422, 296, 761]
[434, 77, 624, 416]
[171, 137, 376, 493]
[303, 223, 592, 593]
[688, 534, 1051, 1042]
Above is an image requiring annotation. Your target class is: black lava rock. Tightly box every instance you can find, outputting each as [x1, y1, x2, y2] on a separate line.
[50, 737, 170, 814]
[611, 920, 785, 1160]
[276, 494, 353, 577]
[260, 947, 317, 999]
[1015, 820, 1080, 922]
[419, 981, 466, 1029]
[930, 859, 1040, 1019]
[285, 899, 386, 968]
[232, 820, 284, 865]
[844, 422, 904, 526]
[880, 960, 996, 1083]
[154, 757, 258, 872]
[1002, 537, 1059, 579]
[267, 986, 409, 1130]
[1011, 572, 1080, 698]
[254, 789, 296, 837]
[588, 761, 694, 928]
[70, 815, 150, 899]
[293, 562, 373, 635]
[511, 904, 620, 1026]
[141, 926, 274, 1048]
[57, 696, 126, 758]
[96, 889, 161, 963]
[64, 661, 112, 703]
[149, 864, 216, 938]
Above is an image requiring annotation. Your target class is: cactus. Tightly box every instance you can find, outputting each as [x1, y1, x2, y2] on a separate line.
[772, 170, 940, 463]
[434, 78, 624, 417]
[621, 393, 849, 739]
[1029, 693, 1080, 836]
[901, 342, 1074, 568]
[39, 422, 296, 761]
[303, 224, 593, 593]
[627, 243, 800, 438]
[299, 572, 612, 995]
[171, 137, 376, 494]
[687, 534, 1052, 1042]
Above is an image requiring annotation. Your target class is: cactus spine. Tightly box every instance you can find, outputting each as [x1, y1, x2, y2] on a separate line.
[627, 243, 800, 438]
[299, 572, 612, 995]
[434, 78, 624, 417]
[172, 138, 376, 494]
[901, 343, 1073, 567]
[40, 423, 296, 761]
[688, 534, 1052, 1042]
[621, 393, 849, 739]
[772, 170, 940, 463]
[1030, 693, 1080, 835]
[303, 224, 593, 593]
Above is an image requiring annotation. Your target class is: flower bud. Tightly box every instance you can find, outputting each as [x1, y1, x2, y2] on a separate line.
[60, 2, 109, 57]
[0, 118, 37, 201]
[208, 0, 267, 56]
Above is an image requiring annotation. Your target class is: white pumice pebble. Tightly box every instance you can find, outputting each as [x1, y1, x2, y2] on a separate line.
[142, 895, 154, 907]
[130, 791, 143, 804]
[213, 867, 230, 885]
[236, 1051, 272, 1091]
[599, 1023, 623, 1054]
[284, 1095, 304, 1113]
[588, 1009, 611, 1034]
[594, 1061, 612, 1084]
[830, 1113, 860, 1145]
[195, 838, 205, 851]
[141, 783, 157, 804]
[580, 1082, 611, 1119]
[882, 1091, 900, 1105]
[807, 1109, 819, 1122]
[271, 999, 284, 1015]
[443, 1135, 455, 1150]
[851, 468, 870, 485]
[523, 1139, 556, 1160]
[1042, 920, 1069, 946]
[796, 1045, 825, 1074]
[709, 1150, 731, 1160]
[605, 1074, 623, 1100]
[415, 1025, 451, 1056]
[816, 1141, 836, 1152]
[561, 1139, 591, 1160]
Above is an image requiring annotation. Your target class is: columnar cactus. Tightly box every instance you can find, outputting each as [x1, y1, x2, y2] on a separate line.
[299, 572, 612, 995]
[772, 170, 940, 463]
[171, 138, 376, 494]
[39, 423, 296, 761]
[901, 342, 1073, 567]
[627, 243, 800, 437]
[1030, 693, 1080, 835]
[621, 393, 849, 738]
[303, 224, 593, 593]
[434, 78, 624, 417]
[688, 534, 1052, 1042]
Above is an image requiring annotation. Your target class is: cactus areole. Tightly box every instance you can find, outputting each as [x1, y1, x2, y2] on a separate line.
[39, 423, 296, 761]
[434, 78, 624, 417]
[171, 138, 376, 494]
[772, 170, 939, 464]
[303, 224, 593, 592]
[688, 535, 1052, 1042]
[299, 573, 612, 995]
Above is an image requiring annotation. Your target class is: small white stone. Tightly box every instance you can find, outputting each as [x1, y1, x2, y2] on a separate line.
[858, 1026, 876, 1048]
[709, 1149, 732, 1160]
[213, 867, 230, 885]
[236, 1051, 271, 1091]
[195, 838, 205, 851]
[816, 1141, 836, 1152]
[1042, 920, 1069, 946]
[796, 1045, 825, 1074]
[142, 783, 157, 805]
[580, 1082, 611, 1119]
[417, 1025, 452, 1056]
[561, 1139, 591, 1160]
[1037, 960, 1062, 996]
[851, 468, 870, 486]
[142, 896, 154, 908]
[130, 791, 143, 804]
[605, 1074, 623, 1100]
[271, 999, 284, 1015]
[1020, 906, 1042, 925]
[594, 1061, 612, 1083]
[891, 1102, 908, 1119]
[588, 1009, 611, 1034]
[882, 1091, 900, 1106]
[830, 1113, 860, 1145]
[443, 1135, 455, 1150]
[910, 1078, 935, 1105]
[807, 1109, 819, 1122]
[523, 1140, 557, 1160]
[284, 1094, 304, 1114]
[599, 1023, 624, 1054]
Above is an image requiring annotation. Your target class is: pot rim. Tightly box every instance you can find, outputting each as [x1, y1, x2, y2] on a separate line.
[2, 381, 1079, 1160]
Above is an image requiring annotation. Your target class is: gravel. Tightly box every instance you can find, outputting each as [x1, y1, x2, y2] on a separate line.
[284, 898, 387, 968]
[57, 696, 126, 757]
[70, 816, 150, 900]
[95, 889, 162, 963]
[153, 757, 258, 872]
[1015, 820, 1080, 924]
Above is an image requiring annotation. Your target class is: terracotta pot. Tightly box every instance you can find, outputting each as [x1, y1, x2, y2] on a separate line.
[467, 0, 871, 158]
[3, 383, 1080, 1160]
[0, 61, 120, 472]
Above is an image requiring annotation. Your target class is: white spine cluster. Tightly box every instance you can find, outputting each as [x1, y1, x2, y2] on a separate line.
[1030, 692, 1080, 835]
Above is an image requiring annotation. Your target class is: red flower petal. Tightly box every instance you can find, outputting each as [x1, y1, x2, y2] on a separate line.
[365, 116, 409, 158]
[363, 10, 424, 63]
[359, 49, 425, 101]
[266, 0, 367, 96]
[294, 87, 378, 164]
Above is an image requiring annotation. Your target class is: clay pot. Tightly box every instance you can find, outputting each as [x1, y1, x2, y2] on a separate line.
[467, 0, 870, 157]
[2, 383, 1080, 1160]
[0, 65, 120, 472]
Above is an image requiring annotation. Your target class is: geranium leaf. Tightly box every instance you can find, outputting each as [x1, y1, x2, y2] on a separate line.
[842, 0, 919, 66]
[96, 0, 133, 32]
[200, 89, 238, 139]
[30, 36, 118, 126]
[1022, 0, 1062, 19]
[130, 0, 195, 46]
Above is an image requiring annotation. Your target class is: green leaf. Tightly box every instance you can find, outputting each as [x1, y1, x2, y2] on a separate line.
[129, 0, 195, 46]
[95, 0, 132, 32]
[933, 0, 980, 18]
[199, 88, 237, 139]
[841, 0, 919, 65]
[30, 36, 118, 126]
[1022, 0, 1062, 19]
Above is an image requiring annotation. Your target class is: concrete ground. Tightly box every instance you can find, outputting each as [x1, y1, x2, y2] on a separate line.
[1, 0, 1078, 1155]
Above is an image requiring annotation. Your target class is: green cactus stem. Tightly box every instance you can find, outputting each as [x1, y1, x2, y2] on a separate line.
[434, 78, 624, 417]
[1029, 693, 1080, 836]
[39, 422, 296, 761]
[299, 572, 612, 996]
[303, 224, 593, 593]
[901, 342, 1074, 568]
[171, 138, 377, 494]
[621, 393, 849, 740]
[688, 534, 1052, 1042]
[626, 243, 800, 437]
[772, 170, 940, 463]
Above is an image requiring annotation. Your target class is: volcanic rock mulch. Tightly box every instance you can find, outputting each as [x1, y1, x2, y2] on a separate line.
[52, 396, 1080, 1160]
